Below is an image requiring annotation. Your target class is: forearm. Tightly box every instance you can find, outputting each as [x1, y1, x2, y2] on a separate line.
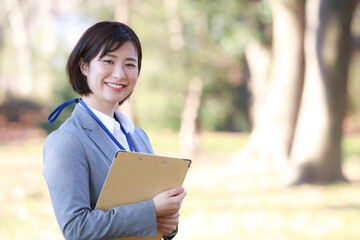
[57, 200, 157, 240]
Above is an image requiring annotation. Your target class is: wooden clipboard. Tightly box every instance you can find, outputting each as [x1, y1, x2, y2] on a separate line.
[95, 150, 191, 240]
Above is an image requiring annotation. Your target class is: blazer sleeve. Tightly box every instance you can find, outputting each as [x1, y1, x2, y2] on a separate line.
[43, 129, 158, 240]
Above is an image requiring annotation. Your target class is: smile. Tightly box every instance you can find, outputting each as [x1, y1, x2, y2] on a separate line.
[105, 82, 124, 89]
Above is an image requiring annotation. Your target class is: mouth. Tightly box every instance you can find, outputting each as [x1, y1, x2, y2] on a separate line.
[105, 82, 125, 89]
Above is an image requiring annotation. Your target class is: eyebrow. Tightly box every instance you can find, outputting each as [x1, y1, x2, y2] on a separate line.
[105, 53, 137, 62]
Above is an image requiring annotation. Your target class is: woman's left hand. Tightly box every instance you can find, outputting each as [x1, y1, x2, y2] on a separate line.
[156, 212, 180, 235]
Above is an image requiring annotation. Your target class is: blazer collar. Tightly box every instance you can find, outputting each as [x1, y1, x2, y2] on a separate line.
[72, 104, 147, 160]
[72, 104, 119, 162]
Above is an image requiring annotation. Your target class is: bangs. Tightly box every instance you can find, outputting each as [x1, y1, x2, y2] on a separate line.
[98, 32, 132, 59]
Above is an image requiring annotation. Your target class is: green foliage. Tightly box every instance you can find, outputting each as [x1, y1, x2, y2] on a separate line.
[342, 135, 360, 160]
[31, 0, 274, 132]
[39, 57, 77, 133]
[127, 0, 272, 131]
[9, 0, 275, 133]
[348, 53, 360, 123]
[4, 0, 360, 134]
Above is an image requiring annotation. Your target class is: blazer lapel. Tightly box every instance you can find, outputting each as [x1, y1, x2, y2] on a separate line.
[72, 105, 119, 162]
[129, 134, 141, 153]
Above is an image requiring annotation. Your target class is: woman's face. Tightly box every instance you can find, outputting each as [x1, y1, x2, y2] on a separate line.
[80, 41, 139, 113]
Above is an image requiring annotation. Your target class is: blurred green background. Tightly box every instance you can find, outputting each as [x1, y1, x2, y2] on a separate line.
[1, 0, 360, 239]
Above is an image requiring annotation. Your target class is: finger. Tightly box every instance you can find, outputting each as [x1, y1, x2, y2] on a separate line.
[157, 222, 178, 235]
[172, 190, 186, 202]
[157, 218, 179, 226]
[166, 192, 186, 214]
[157, 214, 180, 224]
[165, 187, 184, 197]
[153, 189, 186, 217]
[157, 223, 178, 233]
[158, 212, 180, 220]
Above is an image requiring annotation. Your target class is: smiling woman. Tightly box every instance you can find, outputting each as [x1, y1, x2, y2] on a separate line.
[43, 21, 186, 240]
[79, 41, 139, 117]
[66, 21, 142, 107]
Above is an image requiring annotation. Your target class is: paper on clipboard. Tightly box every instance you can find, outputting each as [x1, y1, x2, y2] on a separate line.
[95, 150, 191, 240]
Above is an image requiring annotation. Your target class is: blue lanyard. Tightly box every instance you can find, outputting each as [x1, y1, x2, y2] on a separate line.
[47, 98, 134, 152]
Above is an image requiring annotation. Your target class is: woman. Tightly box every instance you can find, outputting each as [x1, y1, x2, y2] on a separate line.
[43, 21, 186, 240]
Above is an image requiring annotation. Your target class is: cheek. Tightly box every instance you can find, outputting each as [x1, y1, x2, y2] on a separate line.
[130, 71, 139, 82]
[126, 74, 137, 86]
[86, 75, 100, 91]
[90, 75, 103, 85]
[131, 77, 138, 87]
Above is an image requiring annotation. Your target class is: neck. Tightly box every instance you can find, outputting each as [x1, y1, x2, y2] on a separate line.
[81, 96, 116, 118]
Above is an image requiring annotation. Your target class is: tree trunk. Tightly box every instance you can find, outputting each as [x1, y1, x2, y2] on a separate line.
[286, 0, 356, 185]
[240, 0, 305, 171]
[163, 0, 185, 50]
[33, 0, 57, 102]
[246, 41, 271, 129]
[4, 0, 33, 97]
[162, 0, 202, 154]
[179, 77, 203, 155]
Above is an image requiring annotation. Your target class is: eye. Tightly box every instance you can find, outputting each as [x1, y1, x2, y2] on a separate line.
[103, 59, 114, 64]
[125, 63, 137, 68]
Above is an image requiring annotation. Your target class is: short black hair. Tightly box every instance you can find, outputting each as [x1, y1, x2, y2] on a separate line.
[66, 21, 142, 96]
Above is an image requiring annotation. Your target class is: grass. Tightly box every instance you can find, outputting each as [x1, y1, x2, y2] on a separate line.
[0, 132, 359, 240]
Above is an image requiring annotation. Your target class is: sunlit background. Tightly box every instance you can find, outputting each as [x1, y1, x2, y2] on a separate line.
[1, 0, 360, 239]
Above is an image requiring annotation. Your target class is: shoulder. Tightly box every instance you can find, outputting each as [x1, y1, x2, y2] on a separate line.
[131, 127, 154, 154]
[45, 105, 91, 147]
[133, 127, 152, 144]
[43, 118, 89, 178]
[44, 117, 87, 162]
[134, 127, 149, 139]
[45, 117, 81, 148]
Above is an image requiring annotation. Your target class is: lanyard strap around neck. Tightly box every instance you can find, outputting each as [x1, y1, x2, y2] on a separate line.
[78, 99, 134, 152]
[47, 98, 134, 152]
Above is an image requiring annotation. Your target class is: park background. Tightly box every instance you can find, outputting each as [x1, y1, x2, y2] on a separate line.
[1, 0, 360, 239]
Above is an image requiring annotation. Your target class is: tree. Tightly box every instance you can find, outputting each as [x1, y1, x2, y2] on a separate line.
[241, 0, 357, 185]
[243, 0, 305, 169]
[287, 0, 357, 185]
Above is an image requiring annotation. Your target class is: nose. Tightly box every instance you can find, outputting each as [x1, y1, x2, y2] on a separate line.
[112, 65, 125, 79]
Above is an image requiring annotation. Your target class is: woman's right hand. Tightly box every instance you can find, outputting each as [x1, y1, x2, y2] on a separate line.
[153, 187, 186, 217]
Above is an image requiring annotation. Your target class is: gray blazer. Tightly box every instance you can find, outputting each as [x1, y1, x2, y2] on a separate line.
[43, 104, 158, 240]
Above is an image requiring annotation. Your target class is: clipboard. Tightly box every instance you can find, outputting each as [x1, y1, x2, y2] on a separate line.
[95, 150, 192, 240]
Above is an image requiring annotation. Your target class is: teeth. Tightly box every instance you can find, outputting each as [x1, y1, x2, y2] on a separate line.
[106, 83, 124, 89]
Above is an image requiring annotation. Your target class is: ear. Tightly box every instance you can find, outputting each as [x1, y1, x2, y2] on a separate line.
[79, 58, 88, 76]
